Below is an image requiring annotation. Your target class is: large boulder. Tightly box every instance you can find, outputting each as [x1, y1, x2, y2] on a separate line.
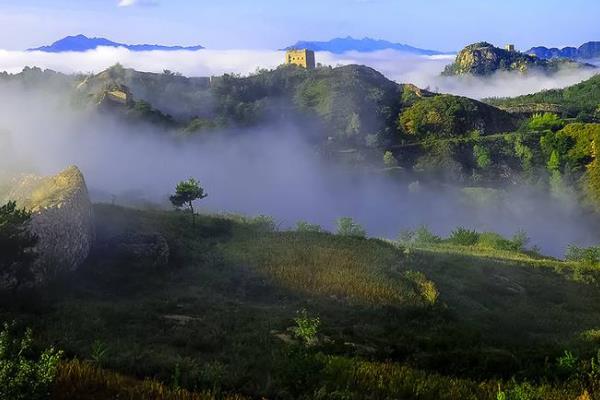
[2, 166, 94, 285]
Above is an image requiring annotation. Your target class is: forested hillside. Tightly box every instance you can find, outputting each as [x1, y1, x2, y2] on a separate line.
[488, 74, 600, 120]
[4, 64, 600, 210]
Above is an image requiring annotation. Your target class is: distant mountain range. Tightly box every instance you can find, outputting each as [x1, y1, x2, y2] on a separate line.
[526, 41, 600, 60]
[28, 34, 204, 52]
[284, 36, 449, 55]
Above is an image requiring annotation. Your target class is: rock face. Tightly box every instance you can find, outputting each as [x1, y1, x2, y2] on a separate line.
[443, 42, 591, 76]
[2, 166, 94, 284]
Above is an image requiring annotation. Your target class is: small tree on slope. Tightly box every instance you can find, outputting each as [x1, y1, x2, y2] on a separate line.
[169, 178, 207, 225]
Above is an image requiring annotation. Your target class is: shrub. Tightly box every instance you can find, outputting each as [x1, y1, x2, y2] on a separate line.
[250, 215, 278, 232]
[478, 232, 514, 250]
[413, 225, 442, 245]
[0, 322, 63, 400]
[336, 217, 366, 238]
[448, 227, 480, 246]
[295, 220, 324, 233]
[527, 113, 565, 132]
[405, 271, 439, 306]
[510, 230, 530, 252]
[556, 350, 579, 377]
[292, 309, 321, 346]
[90, 340, 109, 367]
[0, 201, 38, 287]
[218, 212, 277, 232]
[566, 245, 600, 264]
[505, 381, 536, 400]
[497, 386, 508, 400]
[473, 144, 492, 169]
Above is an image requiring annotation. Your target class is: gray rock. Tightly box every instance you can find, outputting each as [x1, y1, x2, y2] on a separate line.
[2, 166, 95, 285]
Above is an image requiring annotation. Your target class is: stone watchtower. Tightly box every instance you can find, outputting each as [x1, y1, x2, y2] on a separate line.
[505, 44, 516, 52]
[285, 49, 316, 69]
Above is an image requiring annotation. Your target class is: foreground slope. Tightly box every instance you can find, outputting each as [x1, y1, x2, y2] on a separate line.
[4, 204, 600, 399]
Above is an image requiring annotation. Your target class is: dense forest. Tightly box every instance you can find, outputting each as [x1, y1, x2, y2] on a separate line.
[488, 74, 600, 119]
[3, 64, 600, 211]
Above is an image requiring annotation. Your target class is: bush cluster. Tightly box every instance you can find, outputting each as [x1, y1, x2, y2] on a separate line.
[399, 225, 531, 252]
[0, 322, 62, 400]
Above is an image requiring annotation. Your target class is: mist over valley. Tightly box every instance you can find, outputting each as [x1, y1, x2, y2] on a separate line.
[3, 5, 600, 397]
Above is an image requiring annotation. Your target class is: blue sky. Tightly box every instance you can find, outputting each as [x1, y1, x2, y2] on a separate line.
[0, 0, 598, 51]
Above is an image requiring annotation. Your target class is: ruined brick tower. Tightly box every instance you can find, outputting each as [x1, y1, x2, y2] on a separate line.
[285, 49, 316, 69]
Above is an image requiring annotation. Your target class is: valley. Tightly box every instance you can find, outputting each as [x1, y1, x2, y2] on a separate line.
[1, 19, 600, 399]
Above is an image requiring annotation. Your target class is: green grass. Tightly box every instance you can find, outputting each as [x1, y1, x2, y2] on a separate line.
[406, 247, 600, 347]
[223, 232, 427, 307]
[2, 204, 600, 399]
[54, 359, 247, 400]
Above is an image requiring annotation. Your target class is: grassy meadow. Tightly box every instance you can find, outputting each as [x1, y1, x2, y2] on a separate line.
[3, 204, 600, 399]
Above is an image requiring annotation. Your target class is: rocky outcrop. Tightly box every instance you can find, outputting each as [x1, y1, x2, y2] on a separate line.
[2, 166, 94, 285]
[495, 103, 565, 117]
[443, 42, 592, 76]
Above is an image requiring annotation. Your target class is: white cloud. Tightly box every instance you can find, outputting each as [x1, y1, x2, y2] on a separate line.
[1, 47, 283, 77]
[0, 47, 597, 99]
[118, 0, 158, 7]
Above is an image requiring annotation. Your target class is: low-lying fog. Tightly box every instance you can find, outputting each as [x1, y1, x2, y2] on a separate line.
[0, 84, 597, 258]
[0, 47, 598, 99]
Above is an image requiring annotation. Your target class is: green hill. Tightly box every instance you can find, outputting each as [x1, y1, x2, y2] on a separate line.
[1, 63, 519, 156]
[6, 64, 600, 207]
[5, 204, 600, 399]
[72, 64, 516, 147]
[76, 64, 213, 121]
[398, 94, 517, 138]
[487, 73, 600, 119]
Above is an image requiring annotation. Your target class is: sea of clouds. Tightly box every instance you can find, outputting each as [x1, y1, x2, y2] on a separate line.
[1, 47, 600, 257]
[0, 47, 598, 99]
[1, 80, 598, 257]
